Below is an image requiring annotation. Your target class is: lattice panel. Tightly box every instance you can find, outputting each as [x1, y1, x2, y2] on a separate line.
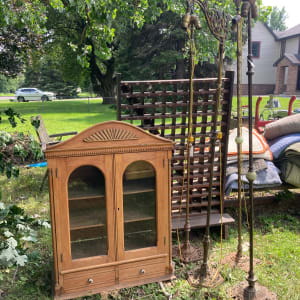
[117, 71, 234, 225]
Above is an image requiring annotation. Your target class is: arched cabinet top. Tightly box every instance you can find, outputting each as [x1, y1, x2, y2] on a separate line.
[44, 121, 174, 159]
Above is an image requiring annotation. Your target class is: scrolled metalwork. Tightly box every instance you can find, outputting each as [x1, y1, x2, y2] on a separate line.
[194, 0, 231, 41]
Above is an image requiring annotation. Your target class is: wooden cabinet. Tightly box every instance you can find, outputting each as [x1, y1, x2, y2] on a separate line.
[45, 121, 174, 299]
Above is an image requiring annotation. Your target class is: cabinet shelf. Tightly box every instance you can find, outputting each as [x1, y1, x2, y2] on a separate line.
[71, 223, 105, 231]
[69, 194, 105, 201]
[71, 237, 107, 260]
[68, 187, 105, 201]
[70, 206, 155, 231]
[124, 212, 155, 223]
[124, 229, 157, 251]
[69, 207, 106, 230]
[123, 178, 155, 195]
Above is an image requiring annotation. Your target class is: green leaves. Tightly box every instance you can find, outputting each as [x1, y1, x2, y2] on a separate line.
[49, 0, 64, 11]
[0, 110, 44, 181]
[1, 108, 25, 128]
[266, 6, 288, 31]
[0, 0, 47, 76]
[0, 202, 39, 267]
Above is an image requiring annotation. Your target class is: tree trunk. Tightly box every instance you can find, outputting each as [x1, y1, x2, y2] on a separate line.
[175, 39, 186, 79]
[89, 42, 116, 105]
[175, 58, 186, 79]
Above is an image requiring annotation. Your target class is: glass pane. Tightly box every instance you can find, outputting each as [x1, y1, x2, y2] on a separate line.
[68, 166, 107, 259]
[123, 161, 157, 251]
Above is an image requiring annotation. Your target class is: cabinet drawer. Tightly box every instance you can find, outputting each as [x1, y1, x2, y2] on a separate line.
[119, 257, 168, 283]
[63, 266, 115, 293]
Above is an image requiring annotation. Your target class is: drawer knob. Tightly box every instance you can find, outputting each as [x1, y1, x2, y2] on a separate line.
[88, 278, 93, 284]
[140, 269, 145, 274]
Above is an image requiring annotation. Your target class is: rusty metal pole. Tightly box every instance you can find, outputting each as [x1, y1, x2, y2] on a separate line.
[233, 0, 244, 259]
[182, 22, 194, 259]
[244, 2, 257, 299]
[200, 39, 224, 278]
[181, 0, 201, 263]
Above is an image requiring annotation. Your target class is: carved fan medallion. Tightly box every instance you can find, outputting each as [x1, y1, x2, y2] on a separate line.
[83, 128, 139, 143]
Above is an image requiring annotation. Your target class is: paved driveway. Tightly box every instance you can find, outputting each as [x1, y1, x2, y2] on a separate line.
[0, 96, 13, 101]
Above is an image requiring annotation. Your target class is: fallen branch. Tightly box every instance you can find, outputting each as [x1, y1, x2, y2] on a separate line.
[159, 281, 172, 299]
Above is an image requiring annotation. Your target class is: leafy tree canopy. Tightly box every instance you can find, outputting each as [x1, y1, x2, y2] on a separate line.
[42, 0, 173, 100]
[1, 0, 271, 97]
[266, 6, 288, 31]
[0, 0, 47, 77]
[23, 54, 80, 98]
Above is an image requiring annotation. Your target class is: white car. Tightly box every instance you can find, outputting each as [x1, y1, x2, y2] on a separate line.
[15, 88, 56, 102]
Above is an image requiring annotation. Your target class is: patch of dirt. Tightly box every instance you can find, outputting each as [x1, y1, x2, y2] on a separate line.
[230, 281, 278, 299]
[172, 244, 203, 263]
[187, 265, 224, 288]
[220, 252, 261, 272]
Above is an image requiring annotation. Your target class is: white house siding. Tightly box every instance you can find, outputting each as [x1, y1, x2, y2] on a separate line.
[229, 22, 280, 86]
[285, 37, 299, 53]
[242, 22, 280, 85]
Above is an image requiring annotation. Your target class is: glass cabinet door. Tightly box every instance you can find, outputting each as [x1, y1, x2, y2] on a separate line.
[123, 161, 157, 251]
[68, 165, 107, 259]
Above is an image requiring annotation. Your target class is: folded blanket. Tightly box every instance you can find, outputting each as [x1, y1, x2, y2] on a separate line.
[227, 127, 273, 163]
[278, 142, 300, 187]
[268, 133, 300, 159]
[226, 159, 267, 176]
[264, 113, 300, 140]
[280, 162, 300, 187]
[225, 161, 282, 195]
[282, 141, 300, 155]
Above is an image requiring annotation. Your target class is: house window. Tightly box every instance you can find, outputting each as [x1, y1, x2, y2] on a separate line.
[252, 41, 260, 58]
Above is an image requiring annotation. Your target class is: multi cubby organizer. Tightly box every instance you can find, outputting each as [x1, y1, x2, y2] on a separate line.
[117, 72, 235, 229]
[45, 121, 174, 299]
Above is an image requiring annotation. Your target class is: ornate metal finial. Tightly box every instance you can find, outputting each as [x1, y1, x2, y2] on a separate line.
[232, 0, 243, 32]
[182, 0, 192, 29]
[241, 0, 250, 17]
[232, 14, 242, 31]
[182, 0, 201, 30]
[250, 0, 258, 19]
[241, 0, 258, 18]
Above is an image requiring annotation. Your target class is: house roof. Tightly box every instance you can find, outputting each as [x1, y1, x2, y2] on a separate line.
[263, 23, 278, 40]
[273, 53, 300, 67]
[275, 24, 300, 40]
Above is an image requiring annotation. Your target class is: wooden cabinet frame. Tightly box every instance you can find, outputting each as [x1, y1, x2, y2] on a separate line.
[45, 121, 174, 299]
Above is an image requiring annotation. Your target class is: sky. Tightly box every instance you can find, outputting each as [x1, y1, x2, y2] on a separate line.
[262, 0, 300, 29]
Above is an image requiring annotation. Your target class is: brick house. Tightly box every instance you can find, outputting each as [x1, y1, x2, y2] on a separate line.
[228, 21, 300, 95]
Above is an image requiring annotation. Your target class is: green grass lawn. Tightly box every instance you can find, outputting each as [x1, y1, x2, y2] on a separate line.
[0, 99, 116, 137]
[232, 95, 300, 115]
[78, 92, 98, 98]
[0, 93, 14, 97]
[0, 169, 299, 299]
[1, 95, 299, 140]
[1, 96, 300, 299]
[0, 92, 97, 97]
